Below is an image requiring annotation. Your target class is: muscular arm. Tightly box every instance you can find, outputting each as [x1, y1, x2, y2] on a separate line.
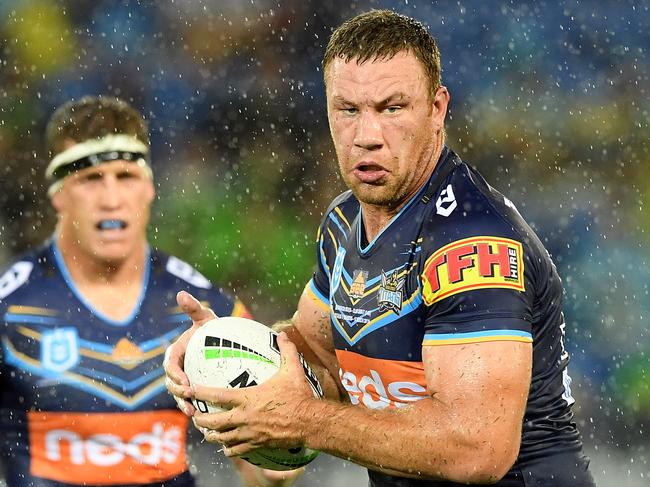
[191, 289, 531, 483]
[281, 287, 531, 481]
[300, 340, 531, 483]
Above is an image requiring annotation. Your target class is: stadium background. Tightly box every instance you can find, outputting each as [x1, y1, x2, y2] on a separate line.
[0, 0, 647, 485]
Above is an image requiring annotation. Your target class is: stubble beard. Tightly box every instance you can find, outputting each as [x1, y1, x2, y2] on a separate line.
[345, 175, 409, 211]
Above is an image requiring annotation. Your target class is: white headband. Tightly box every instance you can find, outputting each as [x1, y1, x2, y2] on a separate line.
[46, 134, 152, 196]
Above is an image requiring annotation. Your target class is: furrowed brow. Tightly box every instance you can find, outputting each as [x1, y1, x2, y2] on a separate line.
[331, 95, 355, 105]
[376, 92, 410, 106]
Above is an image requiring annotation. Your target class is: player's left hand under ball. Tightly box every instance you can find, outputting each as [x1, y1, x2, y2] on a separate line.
[192, 332, 317, 457]
[164, 290, 219, 416]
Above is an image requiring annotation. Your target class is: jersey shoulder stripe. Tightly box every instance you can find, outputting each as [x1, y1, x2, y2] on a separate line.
[307, 279, 329, 309]
[423, 329, 533, 346]
[318, 190, 358, 239]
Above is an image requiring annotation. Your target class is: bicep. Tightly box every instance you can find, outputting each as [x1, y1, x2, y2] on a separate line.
[423, 341, 532, 447]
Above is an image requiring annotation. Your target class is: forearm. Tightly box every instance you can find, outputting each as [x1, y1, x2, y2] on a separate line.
[273, 320, 341, 401]
[299, 397, 518, 483]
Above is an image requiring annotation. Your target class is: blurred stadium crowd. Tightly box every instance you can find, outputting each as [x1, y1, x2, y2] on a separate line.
[0, 0, 647, 485]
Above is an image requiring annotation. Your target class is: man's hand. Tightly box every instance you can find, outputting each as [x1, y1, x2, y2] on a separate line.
[191, 332, 317, 457]
[163, 290, 217, 416]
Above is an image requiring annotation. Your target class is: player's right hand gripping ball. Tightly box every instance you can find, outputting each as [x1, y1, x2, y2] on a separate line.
[184, 317, 322, 470]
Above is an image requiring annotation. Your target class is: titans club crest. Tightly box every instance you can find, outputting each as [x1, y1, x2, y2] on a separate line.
[378, 271, 405, 313]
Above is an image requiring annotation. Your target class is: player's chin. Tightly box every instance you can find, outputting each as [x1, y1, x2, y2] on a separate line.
[92, 247, 133, 266]
[93, 236, 136, 255]
[352, 185, 397, 206]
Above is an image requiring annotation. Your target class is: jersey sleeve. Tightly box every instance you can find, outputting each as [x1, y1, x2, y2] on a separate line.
[310, 222, 331, 302]
[308, 191, 356, 311]
[420, 235, 534, 346]
[0, 258, 36, 370]
[197, 285, 252, 320]
[162, 253, 252, 319]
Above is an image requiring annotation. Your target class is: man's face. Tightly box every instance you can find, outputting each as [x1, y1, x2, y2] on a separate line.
[326, 51, 448, 209]
[51, 159, 155, 265]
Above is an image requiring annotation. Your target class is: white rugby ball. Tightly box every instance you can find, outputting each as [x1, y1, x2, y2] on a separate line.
[183, 317, 322, 471]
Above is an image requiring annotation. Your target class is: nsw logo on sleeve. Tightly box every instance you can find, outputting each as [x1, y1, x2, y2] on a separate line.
[421, 236, 525, 305]
[330, 247, 347, 297]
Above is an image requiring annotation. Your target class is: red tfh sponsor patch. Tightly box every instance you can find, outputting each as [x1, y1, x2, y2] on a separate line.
[421, 236, 525, 305]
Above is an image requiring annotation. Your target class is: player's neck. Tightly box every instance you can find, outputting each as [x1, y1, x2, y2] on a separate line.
[56, 240, 148, 286]
[359, 204, 399, 244]
[361, 140, 444, 243]
[54, 236, 149, 321]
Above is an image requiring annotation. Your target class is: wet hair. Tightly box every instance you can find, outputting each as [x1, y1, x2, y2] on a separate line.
[323, 9, 442, 96]
[45, 96, 149, 157]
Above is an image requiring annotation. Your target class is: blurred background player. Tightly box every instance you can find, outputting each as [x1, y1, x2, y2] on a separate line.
[0, 96, 297, 487]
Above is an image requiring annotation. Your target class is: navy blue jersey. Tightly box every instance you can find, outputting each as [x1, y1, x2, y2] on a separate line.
[0, 242, 250, 487]
[309, 147, 594, 486]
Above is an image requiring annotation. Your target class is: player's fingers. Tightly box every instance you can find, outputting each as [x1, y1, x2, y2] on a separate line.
[223, 443, 254, 457]
[198, 427, 218, 443]
[191, 417, 211, 436]
[166, 376, 192, 399]
[176, 290, 217, 325]
[163, 341, 190, 387]
[204, 427, 246, 447]
[192, 384, 243, 408]
[193, 408, 240, 432]
[276, 331, 303, 372]
[173, 395, 196, 417]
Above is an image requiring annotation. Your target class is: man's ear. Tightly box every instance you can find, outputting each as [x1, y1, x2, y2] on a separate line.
[144, 179, 156, 204]
[432, 85, 450, 131]
[50, 188, 65, 213]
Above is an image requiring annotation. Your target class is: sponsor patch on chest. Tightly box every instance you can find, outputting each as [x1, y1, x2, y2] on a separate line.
[27, 410, 188, 485]
[421, 236, 525, 305]
[336, 350, 428, 409]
